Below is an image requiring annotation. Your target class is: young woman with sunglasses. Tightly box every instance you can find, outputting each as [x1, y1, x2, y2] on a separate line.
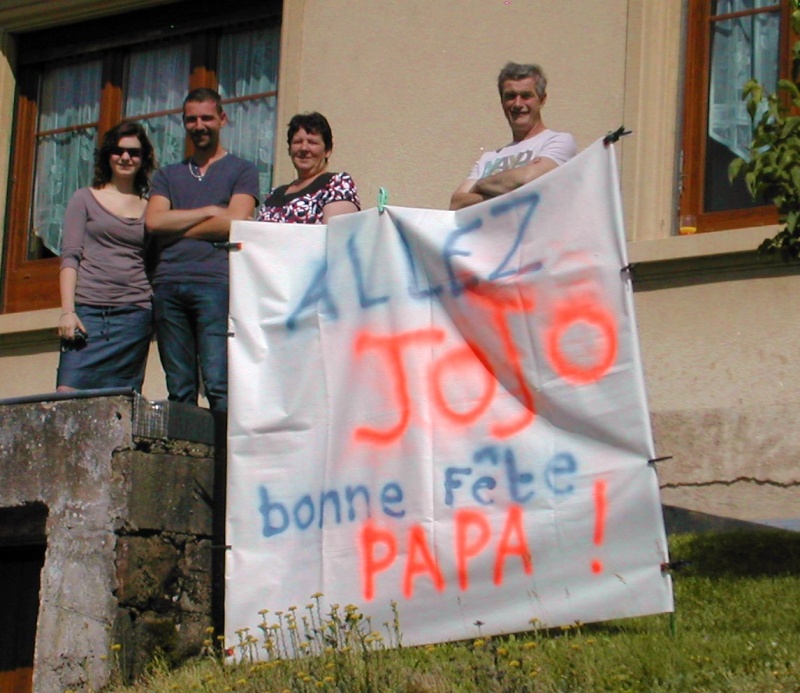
[57, 121, 157, 392]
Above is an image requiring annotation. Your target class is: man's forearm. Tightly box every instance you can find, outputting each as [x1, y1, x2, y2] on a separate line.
[473, 157, 557, 198]
[182, 195, 256, 240]
[449, 191, 489, 211]
[182, 211, 237, 240]
[472, 168, 528, 197]
[145, 207, 220, 235]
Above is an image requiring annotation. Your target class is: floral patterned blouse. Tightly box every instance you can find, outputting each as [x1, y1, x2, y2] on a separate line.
[256, 171, 360, 224]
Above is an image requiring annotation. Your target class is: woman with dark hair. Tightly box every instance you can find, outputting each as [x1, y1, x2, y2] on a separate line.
[57, 121, 157, 392]
[256, 112, 360, 223]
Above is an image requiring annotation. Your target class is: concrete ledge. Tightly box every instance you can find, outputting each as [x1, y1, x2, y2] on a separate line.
[627, 225, 779, 264]
[631, 249, 800, 292]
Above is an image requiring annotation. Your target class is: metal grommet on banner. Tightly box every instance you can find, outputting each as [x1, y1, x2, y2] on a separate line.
[377, 187, 389, 213]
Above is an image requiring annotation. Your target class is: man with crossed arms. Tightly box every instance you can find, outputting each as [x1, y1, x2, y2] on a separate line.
[450, 62, 576, 210]
[146, 88, 259, 412]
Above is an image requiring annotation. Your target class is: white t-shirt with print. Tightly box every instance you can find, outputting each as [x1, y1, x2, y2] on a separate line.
[468, 129, 577, 181]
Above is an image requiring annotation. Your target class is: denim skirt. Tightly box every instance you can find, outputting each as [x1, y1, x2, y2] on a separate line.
[57, 303, 153, 391]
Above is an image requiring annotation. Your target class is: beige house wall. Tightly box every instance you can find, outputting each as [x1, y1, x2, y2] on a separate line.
[1, 0, 799, 521]
[276, 0, 630, 214]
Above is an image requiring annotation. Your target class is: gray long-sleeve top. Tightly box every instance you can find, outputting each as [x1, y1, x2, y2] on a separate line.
[59, 187, 152, 308]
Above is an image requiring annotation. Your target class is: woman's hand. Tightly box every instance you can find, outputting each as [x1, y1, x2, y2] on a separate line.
[59, 311, 87, 340]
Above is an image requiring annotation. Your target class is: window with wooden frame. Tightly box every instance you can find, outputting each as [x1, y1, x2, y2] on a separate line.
[2, 0, 281, 314]
[680, 0, 790, 234]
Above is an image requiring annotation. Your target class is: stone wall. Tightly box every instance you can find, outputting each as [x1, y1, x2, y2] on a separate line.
[0, 394, 223, 692]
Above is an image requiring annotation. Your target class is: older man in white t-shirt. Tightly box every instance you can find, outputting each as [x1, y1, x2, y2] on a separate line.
[450, 62, 576, 210]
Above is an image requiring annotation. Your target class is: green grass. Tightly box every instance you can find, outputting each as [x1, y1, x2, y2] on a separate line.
[106, 528, 800, 692]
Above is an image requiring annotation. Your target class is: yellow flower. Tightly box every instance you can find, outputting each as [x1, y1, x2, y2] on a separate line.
[509, 660, 521, 668]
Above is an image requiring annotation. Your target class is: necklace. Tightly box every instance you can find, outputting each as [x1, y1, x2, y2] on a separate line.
[188, 159, 204, 182]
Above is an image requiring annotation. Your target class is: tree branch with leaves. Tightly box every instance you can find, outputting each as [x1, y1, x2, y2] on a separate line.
[729, 1, 800, 260]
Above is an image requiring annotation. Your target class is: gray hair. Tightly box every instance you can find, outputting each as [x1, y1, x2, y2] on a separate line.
[497, 62, 547, 99]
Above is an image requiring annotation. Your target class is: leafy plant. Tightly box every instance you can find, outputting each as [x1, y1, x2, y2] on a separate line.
[729, 1, 800, 259]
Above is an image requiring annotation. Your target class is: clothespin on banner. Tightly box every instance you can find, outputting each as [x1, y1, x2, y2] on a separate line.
[603, 126, 632, 146]
[377, 187, 389, 213]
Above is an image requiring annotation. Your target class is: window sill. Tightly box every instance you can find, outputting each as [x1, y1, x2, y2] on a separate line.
[0, 308, 60, 348]
[627, 225, 779, 264]
[627, 224, 800, 291]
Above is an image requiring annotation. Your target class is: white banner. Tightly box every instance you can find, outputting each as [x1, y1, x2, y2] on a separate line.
[226, 139, 673, 652]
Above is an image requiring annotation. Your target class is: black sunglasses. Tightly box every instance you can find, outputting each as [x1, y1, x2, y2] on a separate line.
[110, 146, 142, 158]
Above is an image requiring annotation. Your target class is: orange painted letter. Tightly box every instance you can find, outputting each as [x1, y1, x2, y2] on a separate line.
[493, 505, 533, 585]
[403, 525, 445, 598]
[353, 329, 445, 446]
[466, 288, 536, 438]
[455, 509, 492, 591]
[359, 521, 398, 601]
[430, 342, 496, 426]
[545, 299, 617, 385]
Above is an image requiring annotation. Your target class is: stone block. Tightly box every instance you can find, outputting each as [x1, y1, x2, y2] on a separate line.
[116, 536, 180, 610]
[125, 451, 215, 535]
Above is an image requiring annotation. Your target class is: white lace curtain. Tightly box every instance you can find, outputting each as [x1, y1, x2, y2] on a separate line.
[218, 25, 281, 201]
[708, 0, 780, 159]
[33, 24, 280, 255]
[125, 41, 191, 169]
[32, 60, 101, 255]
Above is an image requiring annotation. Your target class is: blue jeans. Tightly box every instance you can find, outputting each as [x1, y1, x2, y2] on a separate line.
[153, 282, 229, 411]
